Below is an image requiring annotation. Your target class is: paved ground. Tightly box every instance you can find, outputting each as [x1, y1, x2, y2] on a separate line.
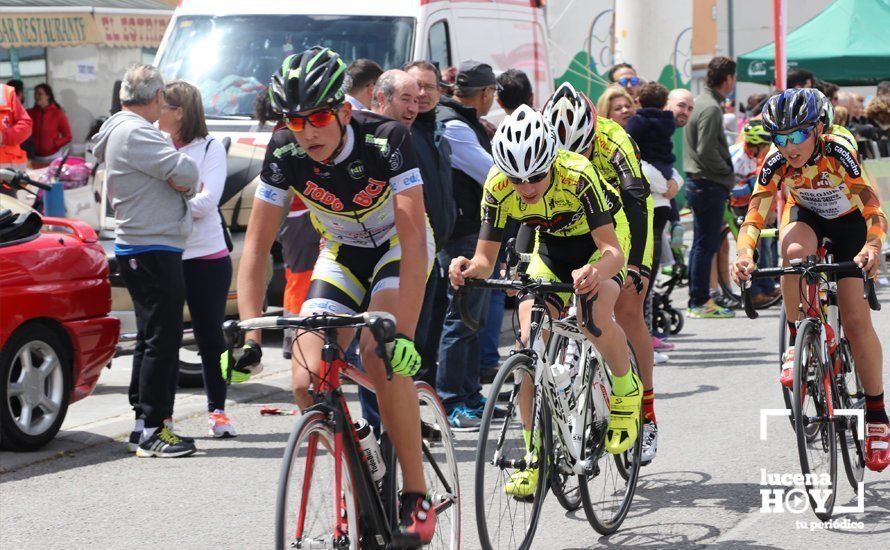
[1, 283, 889, 549]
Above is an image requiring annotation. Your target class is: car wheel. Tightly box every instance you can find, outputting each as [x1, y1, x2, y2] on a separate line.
[178, 345, 205, 388]
[0, 324, 71, 451]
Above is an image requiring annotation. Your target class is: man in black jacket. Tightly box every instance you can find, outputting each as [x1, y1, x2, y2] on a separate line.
[404, 61, 456, 385]
[434, 60, 497, 431]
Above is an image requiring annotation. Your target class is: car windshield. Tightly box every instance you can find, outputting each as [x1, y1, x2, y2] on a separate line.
[157, 14, 415, 117]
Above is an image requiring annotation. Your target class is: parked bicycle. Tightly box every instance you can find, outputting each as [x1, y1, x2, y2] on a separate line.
[223, 313, 460, 549]
[457, 273, 642, 549]
[741, 256, 880, 520]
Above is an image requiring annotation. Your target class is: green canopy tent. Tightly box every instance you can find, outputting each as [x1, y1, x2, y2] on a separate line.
[737, 0, 890, 86]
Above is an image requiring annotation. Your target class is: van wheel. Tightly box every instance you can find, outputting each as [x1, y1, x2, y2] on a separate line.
[178, 345, 205, 388]
[0, 324, 71, 451]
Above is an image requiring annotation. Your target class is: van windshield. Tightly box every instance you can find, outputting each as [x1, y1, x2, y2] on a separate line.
[157, 14, 414, 117]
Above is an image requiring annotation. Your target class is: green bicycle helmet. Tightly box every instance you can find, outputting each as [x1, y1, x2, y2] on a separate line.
[268, 47, 347, 116]
[741, 120, 771, 146]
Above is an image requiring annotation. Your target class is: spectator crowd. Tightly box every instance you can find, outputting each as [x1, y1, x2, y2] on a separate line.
[3, 49, 889, 457]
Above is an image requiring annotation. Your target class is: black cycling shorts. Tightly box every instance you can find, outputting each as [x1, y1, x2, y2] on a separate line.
[786, 206, 866, 280]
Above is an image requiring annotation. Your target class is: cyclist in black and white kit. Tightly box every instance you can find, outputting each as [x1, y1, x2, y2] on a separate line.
[234, 47, 437, 543]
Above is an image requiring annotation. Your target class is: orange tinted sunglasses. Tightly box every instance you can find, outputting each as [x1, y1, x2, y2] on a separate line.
[285, 109, 338, 132]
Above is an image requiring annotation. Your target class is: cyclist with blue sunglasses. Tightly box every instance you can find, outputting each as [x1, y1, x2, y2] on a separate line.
[732, 87, 889, 473]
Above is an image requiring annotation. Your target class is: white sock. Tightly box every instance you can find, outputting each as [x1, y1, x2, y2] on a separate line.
[142, 427, 158, 442]
[133, 419, 144, 433]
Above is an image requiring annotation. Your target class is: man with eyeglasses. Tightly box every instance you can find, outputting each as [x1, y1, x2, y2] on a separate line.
[733, 87, 888, 473]
[236, 47, 438, 542]
[609, 62, 642, 104]
[434, 60, 498, 431]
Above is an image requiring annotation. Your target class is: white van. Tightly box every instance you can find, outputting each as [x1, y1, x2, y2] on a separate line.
[154, 0, 553, 226]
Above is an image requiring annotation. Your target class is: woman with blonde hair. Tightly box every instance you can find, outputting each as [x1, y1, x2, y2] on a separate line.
[597, 84, 637, 128]
[158, 80, 235, 438]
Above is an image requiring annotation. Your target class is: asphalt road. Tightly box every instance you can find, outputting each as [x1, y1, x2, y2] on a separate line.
[2, 284, 889, 549]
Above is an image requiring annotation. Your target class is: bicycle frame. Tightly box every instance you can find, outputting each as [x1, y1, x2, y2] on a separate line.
[460, 277, 605, 478]
[296, 328, 394, 547]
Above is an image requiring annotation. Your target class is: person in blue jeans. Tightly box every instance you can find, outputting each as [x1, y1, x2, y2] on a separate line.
[682, 56, 737, 318]
[437, 235, 491, 430]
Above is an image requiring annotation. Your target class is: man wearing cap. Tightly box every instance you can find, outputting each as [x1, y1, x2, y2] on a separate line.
[434, 60, 497, 431]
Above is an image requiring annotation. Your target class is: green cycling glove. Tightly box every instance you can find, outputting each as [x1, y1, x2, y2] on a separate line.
[389, 334, 421, 377]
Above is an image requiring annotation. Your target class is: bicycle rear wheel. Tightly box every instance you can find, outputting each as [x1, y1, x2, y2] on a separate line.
[545, 333, 583, 512]
[792, 320, 837, 521]
[835, 337, 865, 490]
[475, 353, 549, 550]
[275, 410, 358, 550]
[579, 351, 642, 535]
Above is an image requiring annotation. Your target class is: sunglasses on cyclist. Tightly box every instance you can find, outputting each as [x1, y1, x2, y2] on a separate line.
[618, 76, 640, 87]
[771, 126, 815, 147]
[507, 171, 548, 185]
[285, 108, 338, 132]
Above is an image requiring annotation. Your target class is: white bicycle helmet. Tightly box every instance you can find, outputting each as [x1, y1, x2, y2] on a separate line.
[492, 104, 558, 180]
[543, 82, 597, 153]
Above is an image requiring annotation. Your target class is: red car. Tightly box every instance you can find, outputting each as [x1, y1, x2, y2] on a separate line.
[0, 172, 119, 451]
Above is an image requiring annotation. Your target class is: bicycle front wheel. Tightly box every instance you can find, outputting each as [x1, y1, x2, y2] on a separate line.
[275, 410, 359, 550]
[579, 350, 642, 535]
[792, 320, 837, 521]
[387, 382, 460, 550]
[475, 353, 549, 550]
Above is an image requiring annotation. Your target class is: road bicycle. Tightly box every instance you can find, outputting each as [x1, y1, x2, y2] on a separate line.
[223, 312, 460, 549]
[458, 271, 642, 549]
[717, 205, 781, 309]
[742, 255, 880, 520]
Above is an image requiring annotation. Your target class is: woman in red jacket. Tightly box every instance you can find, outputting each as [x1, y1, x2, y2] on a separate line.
[27, 83, 72, 167]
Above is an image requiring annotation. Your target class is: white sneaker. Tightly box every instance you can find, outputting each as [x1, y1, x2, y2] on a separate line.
[654, 351, 670, 364]
[208, 410, 236, 438]
[641, 421, 658, 464]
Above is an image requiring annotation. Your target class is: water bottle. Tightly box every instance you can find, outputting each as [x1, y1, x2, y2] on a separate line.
[354, 418, 386, 482]
[564, 338, 580, 378]
[550, 362, 576, 412]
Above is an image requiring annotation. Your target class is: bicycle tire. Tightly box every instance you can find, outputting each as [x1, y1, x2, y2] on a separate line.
[835, 338, 865, 490]
[416, 381, 462, 549]
[717, 226, 782, 310]
[275, 410, 359, 550]
[544, 333, 583, 512]
[475, 353, 549, 550]
[668, 307, 684, 335]
[579, 349, 642, 535]
[792, 320, 837, 521]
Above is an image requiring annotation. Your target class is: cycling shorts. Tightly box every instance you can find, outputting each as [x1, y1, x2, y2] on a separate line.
[524, 231, 629, 309]
[784, 206, 866, 280]
[301, 226, 435, 315]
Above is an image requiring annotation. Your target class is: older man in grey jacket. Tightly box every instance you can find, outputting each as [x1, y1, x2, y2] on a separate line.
[92, 64, 199, 458]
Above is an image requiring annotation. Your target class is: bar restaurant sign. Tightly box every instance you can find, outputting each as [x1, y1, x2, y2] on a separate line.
[1, 11, 171, 49]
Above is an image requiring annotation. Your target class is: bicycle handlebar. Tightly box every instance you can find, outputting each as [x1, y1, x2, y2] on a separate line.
[0, 169, 52, 192]
[222, 311, 398, 378]
[454, 277, 602, 337]
[740, 258, 881, 319]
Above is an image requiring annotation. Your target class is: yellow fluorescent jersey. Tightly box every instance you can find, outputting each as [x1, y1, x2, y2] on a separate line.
[479, 149, 627, 242]
[589, 116, 654, 271]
